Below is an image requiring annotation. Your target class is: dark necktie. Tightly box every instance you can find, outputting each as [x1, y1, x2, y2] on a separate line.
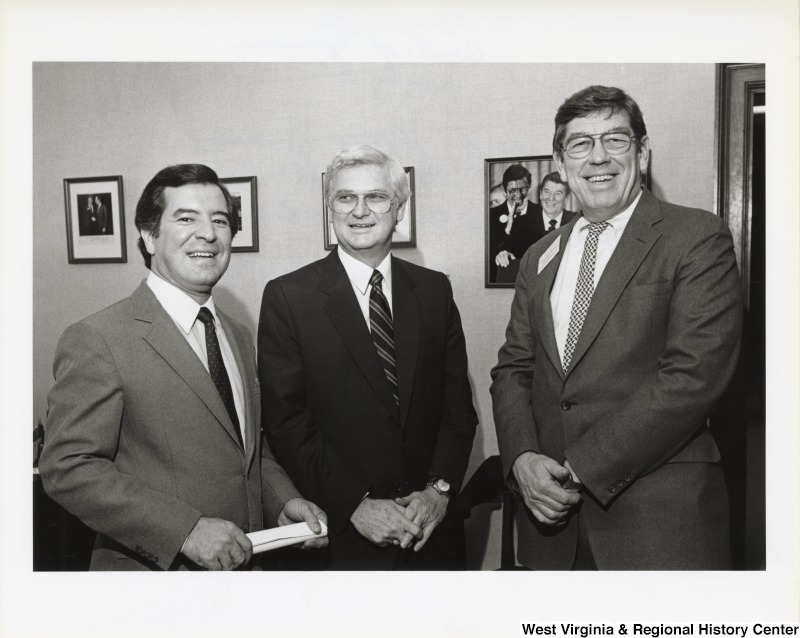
[197, 307, 243, 447]
[547, 219, 557, 233]
[562, 222, 609, 373]
[368, 270, 399, 406]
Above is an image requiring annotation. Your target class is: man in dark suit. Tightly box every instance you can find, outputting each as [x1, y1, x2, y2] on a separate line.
[494, 171, 577, 284]
[258, 145, 477, 570]
[491, 86, 742, 569]
[40, 164, 327, 571]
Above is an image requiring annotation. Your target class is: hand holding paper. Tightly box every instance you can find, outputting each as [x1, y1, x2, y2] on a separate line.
[247, 520, 328, 554]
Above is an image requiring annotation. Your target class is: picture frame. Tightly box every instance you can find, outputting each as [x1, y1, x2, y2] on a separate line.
[63, 176, 126, 264]
[323, 166, 416, 250]
[221, 176, 259, 252]
[485, 153, 652, 289]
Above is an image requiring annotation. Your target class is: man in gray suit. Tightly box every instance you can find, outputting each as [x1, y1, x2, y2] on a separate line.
[40, 164, 327, 570]
[491, 86, 742, 569]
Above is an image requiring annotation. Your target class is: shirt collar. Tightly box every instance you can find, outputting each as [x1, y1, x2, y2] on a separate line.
[146, 271, 217, 334]
[337, 248, 393, 296]
[575, 189, 643, 233]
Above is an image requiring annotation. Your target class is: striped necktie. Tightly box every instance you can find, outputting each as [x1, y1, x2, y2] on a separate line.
[368, 270, 399, 406]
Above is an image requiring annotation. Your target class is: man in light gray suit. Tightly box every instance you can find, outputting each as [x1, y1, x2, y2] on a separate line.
[40, 164, 327, 570]
[491, 86, 742, 570]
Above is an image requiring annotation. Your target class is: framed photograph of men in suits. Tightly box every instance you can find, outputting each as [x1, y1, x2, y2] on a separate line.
[323, 166, 416, 250]
[221, 176, 259, 253]
[485, 155, 582, 288]
[63, 175, 126, 264]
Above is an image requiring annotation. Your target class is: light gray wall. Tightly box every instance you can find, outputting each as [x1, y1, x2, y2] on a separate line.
[33, 62, 717, 568]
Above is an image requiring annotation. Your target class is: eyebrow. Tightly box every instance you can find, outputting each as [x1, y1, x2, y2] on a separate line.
[566, 126, 633, 139]
[334, 189, 390, 196]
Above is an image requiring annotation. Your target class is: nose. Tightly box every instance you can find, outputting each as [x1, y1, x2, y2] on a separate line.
[588, 136, 610, 163]
[194, 216, 217, 241]
[352, 197, 371, 218]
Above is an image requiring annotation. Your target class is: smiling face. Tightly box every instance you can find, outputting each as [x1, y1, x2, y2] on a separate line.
[504, 179, 530, 211]
[540, 179, 567, 218]
[329, 164, 403, 267]
[554, 109, 649, 222]
[141, 183, 232, 303]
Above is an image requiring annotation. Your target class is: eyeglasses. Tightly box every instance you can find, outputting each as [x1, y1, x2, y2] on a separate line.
[562, 132, 636, 159]
[331, 193, 393, 215]
[505, 186, 529, 196]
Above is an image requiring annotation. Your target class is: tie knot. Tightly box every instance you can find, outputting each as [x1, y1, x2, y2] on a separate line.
[548, 219, 557, 228]
[587, 221, 609, 236]
[197, 307, 215, 327]
[369, 270, 383, 289]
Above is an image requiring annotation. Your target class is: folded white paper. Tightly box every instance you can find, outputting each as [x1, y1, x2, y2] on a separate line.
[247, 521, 328, 554]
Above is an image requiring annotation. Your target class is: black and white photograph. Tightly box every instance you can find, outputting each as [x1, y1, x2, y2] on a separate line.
[3, 3, 798, 638]
[221, 176, 259, 252]
[485, 156, 580, 287]
[63, 175, 126, 263]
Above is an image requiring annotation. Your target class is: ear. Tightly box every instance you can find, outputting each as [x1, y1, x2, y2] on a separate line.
[637, 136, 651, 174]
[394, 201, 406, 225]
[140, 229, 156, 256]
[554, 151, 568, 182]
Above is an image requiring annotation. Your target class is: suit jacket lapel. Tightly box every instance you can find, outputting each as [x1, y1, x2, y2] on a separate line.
[565, 191, 663, 375]
[132, 282, 244, 451]
[217, 309, 254, 463]
[391, 258, 419, 429]
[535, 223, 575, 378]
[321, 251, 399, 418]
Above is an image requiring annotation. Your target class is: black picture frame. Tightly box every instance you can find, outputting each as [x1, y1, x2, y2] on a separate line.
[221, 176, 259, 253]
[63, 175, 126, 264]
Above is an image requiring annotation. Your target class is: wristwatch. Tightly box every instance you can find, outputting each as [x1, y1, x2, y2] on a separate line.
[426, 476, 451, 498]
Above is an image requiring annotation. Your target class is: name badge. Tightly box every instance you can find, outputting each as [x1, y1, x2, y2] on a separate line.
[538, 239, 560, 274]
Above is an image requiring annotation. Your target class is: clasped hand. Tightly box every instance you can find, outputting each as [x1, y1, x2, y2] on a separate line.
[350, 497, 423, 549]
[513, 452, 582, 526]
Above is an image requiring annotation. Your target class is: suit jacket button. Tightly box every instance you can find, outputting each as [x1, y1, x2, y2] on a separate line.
[608, 485, 617, 493]
[560, 401, 571, 411]
[615, 479, 624, 487]
[623, 474, 631, 482]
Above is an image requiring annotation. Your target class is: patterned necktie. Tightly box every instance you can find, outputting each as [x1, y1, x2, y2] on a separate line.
[368, 270, 399, 406]
[197, 307, 243, 447]
[562, 222, 609, 373]
[547, 219, 557, 233]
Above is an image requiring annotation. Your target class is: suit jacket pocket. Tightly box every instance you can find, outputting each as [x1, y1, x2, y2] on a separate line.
[624, 279, 673, 299]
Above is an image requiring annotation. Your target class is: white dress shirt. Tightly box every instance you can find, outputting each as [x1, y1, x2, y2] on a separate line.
[337, 249, 393, 329]
[146, 272, 246, 445]
[542, 210, 564, 231]
[550, 191, 642, 361]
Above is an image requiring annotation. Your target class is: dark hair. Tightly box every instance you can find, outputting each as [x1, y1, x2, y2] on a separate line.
[552, 85, 647, 156]
[135, 164, 238, 268]
[502, 164, 532, 189]
[539, 171, 570, 197]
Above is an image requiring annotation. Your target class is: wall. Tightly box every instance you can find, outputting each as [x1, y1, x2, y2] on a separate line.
[32, 62, 717, 568]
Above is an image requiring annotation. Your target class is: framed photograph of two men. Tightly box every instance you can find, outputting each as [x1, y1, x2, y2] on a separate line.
[63, 175, 126, 264]
[485, 154, 585, 288]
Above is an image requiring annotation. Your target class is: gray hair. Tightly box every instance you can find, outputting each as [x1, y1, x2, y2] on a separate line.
[323, 145, 410, 210]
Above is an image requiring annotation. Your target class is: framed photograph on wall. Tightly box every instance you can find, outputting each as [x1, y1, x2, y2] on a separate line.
[485, 155, 582, 289]
[221, 176, 259, 253]
[63, 176, 126, 264]
[323, 167, 416, 250]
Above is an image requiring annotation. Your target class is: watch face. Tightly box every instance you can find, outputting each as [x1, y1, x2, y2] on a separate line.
[436, 479, 450, 493]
